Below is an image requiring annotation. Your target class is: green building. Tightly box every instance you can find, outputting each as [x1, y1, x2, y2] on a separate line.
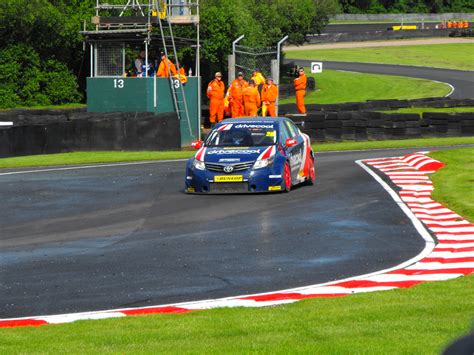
[82, 0, 201, 147]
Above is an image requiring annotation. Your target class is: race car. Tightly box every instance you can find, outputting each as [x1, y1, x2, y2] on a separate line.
[185, 117, 315, 193]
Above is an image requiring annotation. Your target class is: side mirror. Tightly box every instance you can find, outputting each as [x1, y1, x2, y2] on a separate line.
[191, 140, 203, 149]
[285, 138, 297, 148]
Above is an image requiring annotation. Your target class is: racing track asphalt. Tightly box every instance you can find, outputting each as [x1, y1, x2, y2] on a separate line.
[0, 148, 438, 319]
[286, 59, 474, 99]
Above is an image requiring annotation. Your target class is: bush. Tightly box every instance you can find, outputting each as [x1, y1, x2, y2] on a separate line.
[0, 44, 81, 109]
[42, 60, 82, 105]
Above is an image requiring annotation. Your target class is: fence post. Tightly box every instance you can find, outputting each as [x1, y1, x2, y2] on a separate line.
[276, 35, 288, 116]
[231, 35, 245, 82]
[228, 55, 235, 86]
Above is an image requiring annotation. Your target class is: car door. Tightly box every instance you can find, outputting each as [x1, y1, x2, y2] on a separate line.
[282, 120, 305, 181]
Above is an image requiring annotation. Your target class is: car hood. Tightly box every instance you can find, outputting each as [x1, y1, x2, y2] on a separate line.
[195, 146, 275, 164]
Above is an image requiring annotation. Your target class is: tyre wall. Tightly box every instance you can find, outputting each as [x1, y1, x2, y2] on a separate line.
[0, 110, 180, 158]
[290, 111, 473, 142]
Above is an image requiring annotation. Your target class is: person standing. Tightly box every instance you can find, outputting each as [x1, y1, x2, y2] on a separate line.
[294, 67, 307, 114]
[134, 50, 146, 77]
[157, 52, 177, 77]
[243, 80, 261, 117]
[251, 69, 266, 94]
[227, 72, 248, 118]
[261, 77, 278, 117]
[207, 72, 225, 127]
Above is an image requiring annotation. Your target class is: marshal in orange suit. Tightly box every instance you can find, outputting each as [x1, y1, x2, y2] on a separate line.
[206, 72, 225, 125]
[243, 80, 261, 117]
[293, 67, 307, 114]
[227, 72, 248, 118]
[261, 77, 278, 117]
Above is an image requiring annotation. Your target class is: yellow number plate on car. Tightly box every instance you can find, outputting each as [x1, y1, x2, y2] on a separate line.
[214, 175, 243, 182]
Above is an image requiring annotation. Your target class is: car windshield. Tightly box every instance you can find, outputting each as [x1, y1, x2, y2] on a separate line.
[205, 123, 278, 147]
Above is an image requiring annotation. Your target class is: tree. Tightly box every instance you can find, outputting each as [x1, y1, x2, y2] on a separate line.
[0, 44, 81, 108]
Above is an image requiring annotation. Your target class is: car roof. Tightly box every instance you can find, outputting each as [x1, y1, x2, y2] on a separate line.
[218, 117, 289, 125]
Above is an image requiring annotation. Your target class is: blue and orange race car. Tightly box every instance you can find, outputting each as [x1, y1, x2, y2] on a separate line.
[185, 117, 315, 193]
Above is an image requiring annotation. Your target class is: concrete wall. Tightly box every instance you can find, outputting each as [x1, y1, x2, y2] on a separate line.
[0, 110, 180, 158]
[87, 77, 201, 146]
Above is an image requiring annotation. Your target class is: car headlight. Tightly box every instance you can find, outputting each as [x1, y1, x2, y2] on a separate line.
[253, 158, 273, 169]
[193, 159, 206, 170]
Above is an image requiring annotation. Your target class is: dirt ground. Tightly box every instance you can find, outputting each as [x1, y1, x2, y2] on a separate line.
[284, 37, 474, 51]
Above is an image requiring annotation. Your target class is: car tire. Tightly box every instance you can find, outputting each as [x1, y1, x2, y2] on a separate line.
[283, 161, 292, 192]
[305, 156, 315, 186]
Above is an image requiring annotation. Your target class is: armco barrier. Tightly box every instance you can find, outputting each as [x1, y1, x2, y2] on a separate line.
[290, 111, 473, 141]
[0, 111, 180, 158]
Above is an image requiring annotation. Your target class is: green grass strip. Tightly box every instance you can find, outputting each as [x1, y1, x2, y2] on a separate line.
[285, 43, 474, 71]
[0, 103, 86, 112]
[0, 137, 473, 169]
[430, 147, 474, 221]
[279, 69, 451, 105]
[381, 107, 474, 115]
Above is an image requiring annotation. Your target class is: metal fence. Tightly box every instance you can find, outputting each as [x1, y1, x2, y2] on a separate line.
[234, 45, 278, 81]
[95, 43, 124, 77]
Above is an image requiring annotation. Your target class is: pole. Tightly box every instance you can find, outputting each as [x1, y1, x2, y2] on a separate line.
[231, 35, 244, 83]
[196, 1, 201, 139]
[145, 41, 148, 77]
[90, 43, 93, 77]
[275, 35, 288, 117]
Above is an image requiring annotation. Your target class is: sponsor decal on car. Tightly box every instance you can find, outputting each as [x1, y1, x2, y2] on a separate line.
[214, 175, 243, 182]
[256, 146, 276, 161]
[268, 186, 282, 191]
[234, 124, 275, 129]
[217, 124, 233, 131]
[219, 158, 241, 162]
[207, 149, 262, 155]
[269, 175, 282, 178]
[195, 147, 206, 161]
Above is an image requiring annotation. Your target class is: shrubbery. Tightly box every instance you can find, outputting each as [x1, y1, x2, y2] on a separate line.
[0, 44, 81, 109]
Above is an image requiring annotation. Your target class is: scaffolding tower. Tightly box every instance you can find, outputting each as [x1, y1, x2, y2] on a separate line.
[81, 0, 201, 146]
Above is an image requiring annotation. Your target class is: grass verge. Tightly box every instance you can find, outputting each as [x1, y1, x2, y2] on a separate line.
[0, 276, 472, 353]
[381, 107, 474, 115]
[279, 69, 451, 105]
[430, 147, 474, 221]
[0, 103, 86, 112]
[0, 147, 473, 353]
[285, 43, 474, 71]
[1, 137, 473, 169]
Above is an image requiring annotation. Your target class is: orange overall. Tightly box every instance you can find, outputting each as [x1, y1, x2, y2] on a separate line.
[157, 58, 177, 77]
[243, 86, 261, 117]
[228, 79, 248, 118]
[207, 78, 225, 123]
[294, 73, 307, 114]
[261, 83, 278, 117]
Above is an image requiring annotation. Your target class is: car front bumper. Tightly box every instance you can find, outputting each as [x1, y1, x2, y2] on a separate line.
[185, 165, 285, 194]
